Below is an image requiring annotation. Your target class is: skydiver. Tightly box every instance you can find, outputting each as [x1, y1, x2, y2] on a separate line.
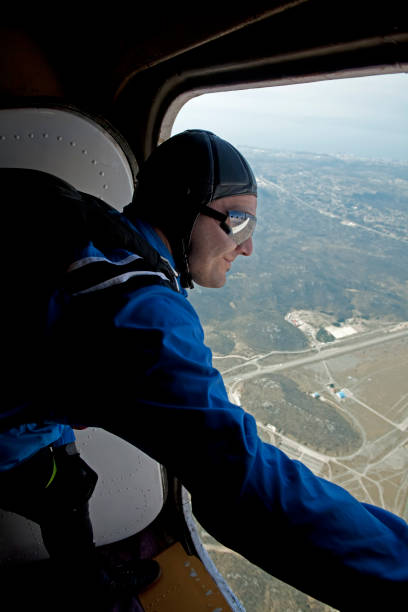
[15, 128, 406, 610]
[1, 29, 407, 611]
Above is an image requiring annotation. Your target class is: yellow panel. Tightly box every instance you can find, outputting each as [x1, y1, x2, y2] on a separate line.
[139, 542, 232, 611]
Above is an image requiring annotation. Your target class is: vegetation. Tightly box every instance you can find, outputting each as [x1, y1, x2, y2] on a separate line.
[241, 374, 362, 455]
[316, 328, 336, 343]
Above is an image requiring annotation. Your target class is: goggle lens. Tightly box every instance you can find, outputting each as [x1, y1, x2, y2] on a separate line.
[200, 206, 256, 245]
[226, 210, 257, 245]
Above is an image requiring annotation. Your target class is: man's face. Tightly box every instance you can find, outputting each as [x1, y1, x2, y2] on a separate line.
[188, 194, 257, 288]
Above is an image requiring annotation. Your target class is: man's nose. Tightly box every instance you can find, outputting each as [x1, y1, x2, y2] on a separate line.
[236, 236, 253, 256]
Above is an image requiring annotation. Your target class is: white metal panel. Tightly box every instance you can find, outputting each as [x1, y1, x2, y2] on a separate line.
[0, 107, 134, 210]
[76, 428, 164, 545]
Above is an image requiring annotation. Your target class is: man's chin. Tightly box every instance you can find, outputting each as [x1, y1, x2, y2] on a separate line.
[194, 275, 226, 289]
[212, 276, 227, 289]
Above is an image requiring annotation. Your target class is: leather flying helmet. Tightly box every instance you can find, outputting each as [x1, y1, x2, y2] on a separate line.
[124, 129, 257, 288]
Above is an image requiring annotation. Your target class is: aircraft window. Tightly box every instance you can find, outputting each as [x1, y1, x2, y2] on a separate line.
[172, 73, 408, 611]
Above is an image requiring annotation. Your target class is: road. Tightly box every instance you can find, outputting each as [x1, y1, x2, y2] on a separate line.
[224, 329, 408, 384]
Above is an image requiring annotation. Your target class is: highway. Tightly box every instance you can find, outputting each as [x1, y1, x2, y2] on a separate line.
[224, 329, 408, 384]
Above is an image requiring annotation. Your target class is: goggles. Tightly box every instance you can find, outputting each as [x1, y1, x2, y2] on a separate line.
[200, 206, 257, 245]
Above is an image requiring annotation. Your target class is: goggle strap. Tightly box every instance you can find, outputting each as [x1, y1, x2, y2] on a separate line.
[200, 206, 228, 224]
[219, 220, 232, 235]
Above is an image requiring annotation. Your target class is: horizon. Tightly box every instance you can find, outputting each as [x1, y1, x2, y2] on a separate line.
[172, 73, 408, 163]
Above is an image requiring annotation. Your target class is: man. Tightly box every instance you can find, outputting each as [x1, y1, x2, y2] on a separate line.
[5, 128, 406, 610]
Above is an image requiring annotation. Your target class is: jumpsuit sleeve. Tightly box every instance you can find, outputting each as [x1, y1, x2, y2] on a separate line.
[47, 284, 408, 610]
[52, 425, 76, 447]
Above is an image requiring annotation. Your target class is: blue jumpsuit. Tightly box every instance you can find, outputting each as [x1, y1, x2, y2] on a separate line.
[37, 215, 408, 609]
[2, 167, 407, 609]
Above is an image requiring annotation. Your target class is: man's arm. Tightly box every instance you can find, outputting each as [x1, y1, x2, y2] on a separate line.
[45, 284, 408, 609]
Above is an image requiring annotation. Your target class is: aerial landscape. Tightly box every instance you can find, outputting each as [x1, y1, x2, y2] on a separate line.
[189, 147, 408, 611]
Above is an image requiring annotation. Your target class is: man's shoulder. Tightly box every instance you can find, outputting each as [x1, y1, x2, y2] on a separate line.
[123, 283, 200, 327]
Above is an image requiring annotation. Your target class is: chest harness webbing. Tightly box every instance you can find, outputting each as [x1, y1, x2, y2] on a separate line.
[1, 168, 179, 430]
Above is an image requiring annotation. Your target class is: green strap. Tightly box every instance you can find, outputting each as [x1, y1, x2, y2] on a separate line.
[45, 456, 57, 488]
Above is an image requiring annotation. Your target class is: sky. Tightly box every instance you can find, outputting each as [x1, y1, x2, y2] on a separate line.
[172, 73, 408, 162]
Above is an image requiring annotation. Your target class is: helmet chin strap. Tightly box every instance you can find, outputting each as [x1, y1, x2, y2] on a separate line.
[172, 210, 199, 290]
[178, 238, 194, 289]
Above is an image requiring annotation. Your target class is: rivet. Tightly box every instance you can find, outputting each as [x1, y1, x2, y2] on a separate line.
[0, 135, 6, 140]
[57, 136, 63, 141]
[99, 171, 105, 176]
[103, 184, 108, 190]
[70, 141, 76, 147]
[91, 159, 97, 165]
[14, 134, 20, 140]
[42, 133, 48, 139]
[28, 133, 34, 139]
[82, 149, 87, 155]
